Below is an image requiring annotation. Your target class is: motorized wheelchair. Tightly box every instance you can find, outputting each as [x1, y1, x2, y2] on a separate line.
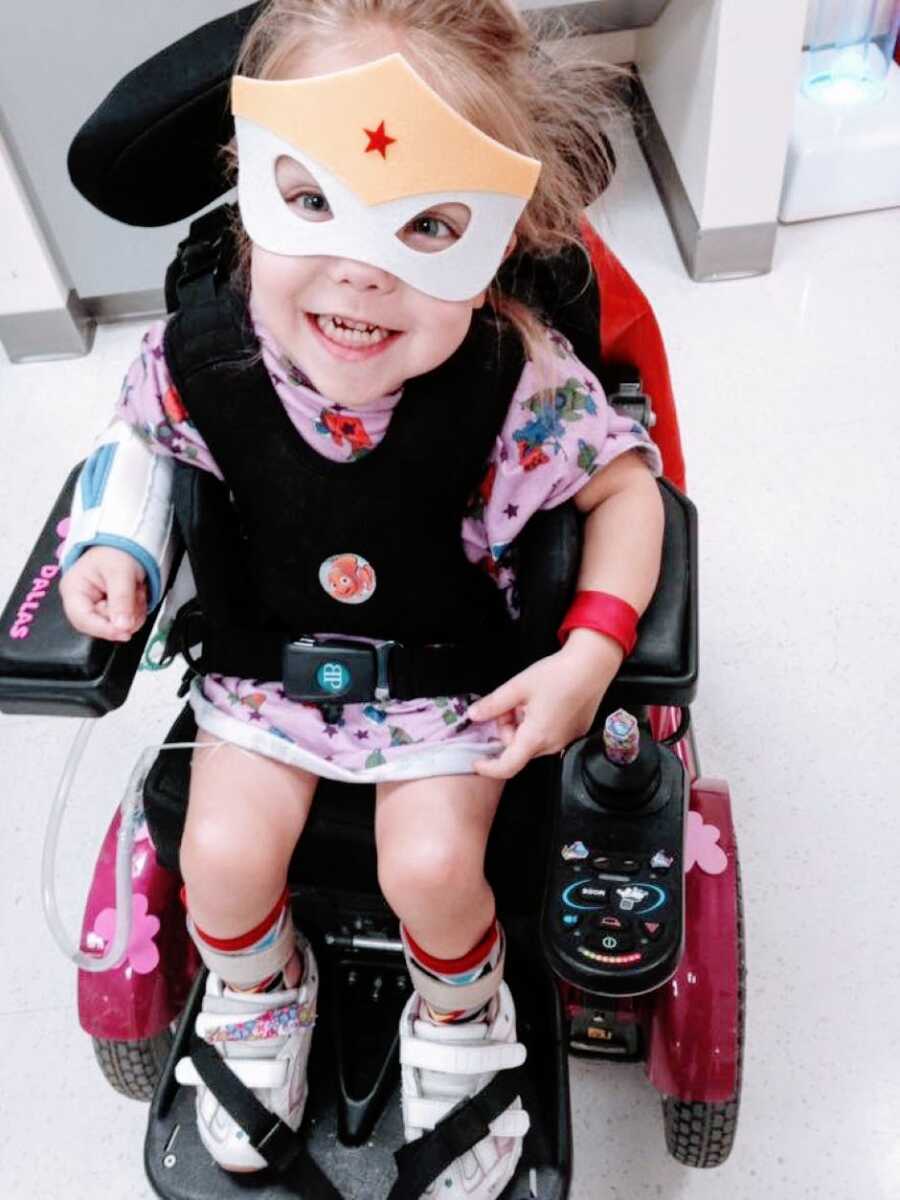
[0, 7, 743, 1198]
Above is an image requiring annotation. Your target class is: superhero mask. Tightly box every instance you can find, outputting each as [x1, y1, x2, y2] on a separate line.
[232, 53, 542, 302]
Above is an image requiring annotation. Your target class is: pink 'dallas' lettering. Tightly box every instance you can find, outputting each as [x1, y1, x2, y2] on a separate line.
[6, 520, 70, 640]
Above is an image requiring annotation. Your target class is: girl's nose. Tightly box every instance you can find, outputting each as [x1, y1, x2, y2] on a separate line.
[327, 257, 397, 292]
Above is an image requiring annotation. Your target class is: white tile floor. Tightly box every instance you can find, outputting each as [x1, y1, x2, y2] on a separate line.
[1, 133, 899, 1200]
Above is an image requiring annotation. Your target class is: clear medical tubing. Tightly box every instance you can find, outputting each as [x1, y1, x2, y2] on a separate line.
[41, 719, 199, 973]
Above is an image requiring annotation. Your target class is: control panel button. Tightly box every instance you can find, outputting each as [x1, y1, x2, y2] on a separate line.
[613, 882, 668, 916]
[583, 926, 635, 954]
[599, 915, 625, 929]
[562, 881, 609, 910]
[561, 840, 590, 862]
[640, 921, 665, 940]
[561, 913, 580, 928]
[650, 850, 675, 872]
[592, 854, 642, 874]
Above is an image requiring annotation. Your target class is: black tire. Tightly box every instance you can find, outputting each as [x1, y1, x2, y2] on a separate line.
[662, 851, 745, 1167]
[92, 1030, 173, 1101]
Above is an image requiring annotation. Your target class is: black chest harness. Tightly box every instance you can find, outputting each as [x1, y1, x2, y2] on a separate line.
[164, 290, 529, 705]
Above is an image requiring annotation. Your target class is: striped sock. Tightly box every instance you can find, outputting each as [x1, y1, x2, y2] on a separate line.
[186, 888, 302, 993]
[404, 920, 504, 1024]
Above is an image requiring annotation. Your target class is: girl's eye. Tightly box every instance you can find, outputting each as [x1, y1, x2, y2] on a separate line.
[397, 203, 470, 254]
[286, 189, 332, 220]
[275, 156, 332, 221]
[408, 215, 454, 239]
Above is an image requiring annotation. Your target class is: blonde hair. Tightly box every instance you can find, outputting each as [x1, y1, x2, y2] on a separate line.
[226, 0, 624, 364]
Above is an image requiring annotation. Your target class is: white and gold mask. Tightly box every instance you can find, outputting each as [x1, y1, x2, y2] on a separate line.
[232, 53, 542, 302]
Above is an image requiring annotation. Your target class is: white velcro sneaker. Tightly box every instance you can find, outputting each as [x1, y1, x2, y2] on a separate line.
[400, 982, 529, 1199]
[174, 938, 317, 1173]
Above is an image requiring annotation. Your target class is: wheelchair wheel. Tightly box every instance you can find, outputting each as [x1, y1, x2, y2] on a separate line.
[92, 1031, 173, 1101]
[662, 852, 745, 1167]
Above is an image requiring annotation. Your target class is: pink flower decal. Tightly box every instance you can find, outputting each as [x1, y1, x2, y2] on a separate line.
[92, 892, 160, 975]
[684, 810, 728, 876]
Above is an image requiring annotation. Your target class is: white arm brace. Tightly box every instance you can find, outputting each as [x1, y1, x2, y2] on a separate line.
[61, 420, 177, 609]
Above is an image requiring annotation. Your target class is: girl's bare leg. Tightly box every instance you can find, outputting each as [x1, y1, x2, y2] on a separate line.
[177, 735, 321, 1174]
[375, 773, 504, 957]
[180, 731, 318, 936]
[379, 774, 527, 1198]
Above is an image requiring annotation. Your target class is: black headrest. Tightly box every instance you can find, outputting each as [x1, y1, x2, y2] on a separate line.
[68, 4, 261, 226]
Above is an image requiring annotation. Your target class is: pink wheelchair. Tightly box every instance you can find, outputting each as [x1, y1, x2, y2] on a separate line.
[0, 8, 743, 1198]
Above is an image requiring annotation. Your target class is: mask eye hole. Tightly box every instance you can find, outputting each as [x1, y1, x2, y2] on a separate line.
[275, 155, 333, 222]
[395, 203, 471, 254]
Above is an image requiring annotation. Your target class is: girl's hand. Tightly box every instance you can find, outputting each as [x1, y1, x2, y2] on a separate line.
[467, 629, 624, 779]
[59, 546, 148, 642]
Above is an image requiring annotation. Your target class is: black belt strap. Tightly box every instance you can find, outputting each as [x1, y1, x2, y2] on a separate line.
[190, 1041, 345, 1197]
[194, 625, 515, 699]
[387, 1067, 527, 1200]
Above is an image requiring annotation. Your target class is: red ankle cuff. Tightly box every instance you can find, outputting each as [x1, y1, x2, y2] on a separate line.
[403, 919, 498, 974]
[189, 888, 290, 952]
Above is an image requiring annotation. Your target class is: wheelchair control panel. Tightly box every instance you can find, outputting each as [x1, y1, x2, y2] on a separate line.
[542, 711, 687, 997]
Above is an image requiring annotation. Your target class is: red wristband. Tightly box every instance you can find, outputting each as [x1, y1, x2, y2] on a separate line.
[557, 590, 639, 657]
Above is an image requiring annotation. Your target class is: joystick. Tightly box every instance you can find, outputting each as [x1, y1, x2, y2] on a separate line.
[542, 710, 688, 996]
[581, 710, 662, 813]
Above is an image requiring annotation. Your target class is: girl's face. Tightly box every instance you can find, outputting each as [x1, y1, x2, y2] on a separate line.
[250, 27, 503, 407]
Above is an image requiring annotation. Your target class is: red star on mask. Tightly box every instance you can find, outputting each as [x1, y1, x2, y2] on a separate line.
[363, 120, 397, 159]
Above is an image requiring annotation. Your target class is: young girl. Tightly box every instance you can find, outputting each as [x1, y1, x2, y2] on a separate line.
[60, 1, 664, 1194]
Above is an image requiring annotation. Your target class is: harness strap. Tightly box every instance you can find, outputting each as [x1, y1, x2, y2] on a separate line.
[187, 622, 516, 700]
[189, 1041, 344, 1196]
[387, 1066, 527, 1200]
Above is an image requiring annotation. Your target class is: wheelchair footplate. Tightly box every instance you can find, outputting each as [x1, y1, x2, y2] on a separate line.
[542, 710, 688, 1000]
[145, 908, 570, 1200]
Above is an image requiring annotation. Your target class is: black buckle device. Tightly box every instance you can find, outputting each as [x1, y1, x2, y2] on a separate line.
[282, 636, 398, 704]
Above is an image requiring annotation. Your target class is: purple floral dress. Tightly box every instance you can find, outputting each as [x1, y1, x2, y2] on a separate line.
[118, 304, 661, 782]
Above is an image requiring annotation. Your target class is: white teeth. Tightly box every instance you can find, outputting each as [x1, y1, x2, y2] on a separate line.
[315, 314, 392, 347]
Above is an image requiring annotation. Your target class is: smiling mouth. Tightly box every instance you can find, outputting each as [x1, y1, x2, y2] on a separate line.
[312, 313, 398, 347]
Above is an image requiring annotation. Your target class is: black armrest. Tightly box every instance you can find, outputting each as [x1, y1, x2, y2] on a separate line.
[515, 479, 698, 707]
[0, 464, 157, 717]
[615, 481, 698, 706]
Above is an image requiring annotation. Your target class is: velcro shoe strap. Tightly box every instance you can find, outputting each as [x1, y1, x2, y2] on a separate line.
[400, 1038, 526, 1076]
[388, 1067, 527, 1200]
[175, 1054, 287, 1090]
[405, 1096, 530, 1138]
[194, 998, 312, 1044]
[404, 939, 505, 1012]
[188, 914, 297, 986]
